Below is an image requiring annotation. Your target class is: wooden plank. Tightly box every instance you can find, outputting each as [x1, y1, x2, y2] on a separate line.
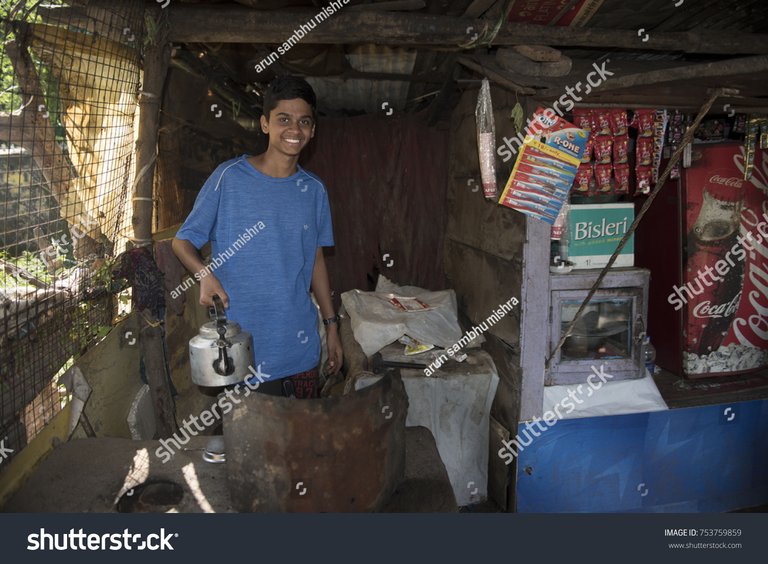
[519, 218, 549, 422]
[166, 5, 768, 54]
[457, 57, 536, 95]
[495, 48, 572, 77]
[74, 311, 144, 440]
[463, 0, 499, 18]
[488, 413, 512, 511]
[346, 0, 426, 11]
[484, 332, 522, 436]
[445, 88, 527, 261]
[443, 240, 521, 347]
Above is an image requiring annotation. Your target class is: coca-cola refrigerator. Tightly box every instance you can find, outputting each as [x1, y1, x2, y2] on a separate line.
[637, 142, 768, 378]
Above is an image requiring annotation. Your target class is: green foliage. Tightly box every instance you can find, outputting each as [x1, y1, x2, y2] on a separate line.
[0, 248, 54, 287]
[1, 1, 63, 114]
[144, 13, 159, 48]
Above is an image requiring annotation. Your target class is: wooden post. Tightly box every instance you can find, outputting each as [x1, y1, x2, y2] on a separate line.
[140, 308, 177, 438]
[132, 8, 176, 438]
[132, 7, 170, 247]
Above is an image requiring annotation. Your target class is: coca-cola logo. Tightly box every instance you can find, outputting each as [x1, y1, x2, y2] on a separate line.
[693, 292, 742, 319]
[709, 175, 744, 188]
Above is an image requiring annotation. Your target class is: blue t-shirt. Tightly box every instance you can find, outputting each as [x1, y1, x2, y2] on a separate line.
[176, 155, 334, 380]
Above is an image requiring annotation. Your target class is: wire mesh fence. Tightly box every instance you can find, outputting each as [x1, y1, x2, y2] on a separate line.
[1, 0, 143, 468]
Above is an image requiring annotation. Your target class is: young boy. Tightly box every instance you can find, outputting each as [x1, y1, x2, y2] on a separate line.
[172, 76, 342, 398]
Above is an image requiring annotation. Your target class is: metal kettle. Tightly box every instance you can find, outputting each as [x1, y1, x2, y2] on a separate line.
[189, 294, 254, 387]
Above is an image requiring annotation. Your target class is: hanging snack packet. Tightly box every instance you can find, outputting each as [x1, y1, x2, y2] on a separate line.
[610, 109, 628, 136]
[614, 164, 630, 194]
[668, 111, 685, 180]
[651, 110, 668, 182]
[574, 163, 593, 193]
[592, 109, 612, 136]
[743, 116, 760, 181]
[595, 163, 613, 193]
[636, 137, 654, 166]
[572, 108, 593, 132]
[613, 136, 629, 164]
[582, 136, 594, 163]
[635, 166, 653, 195]
[475, 78, 498, 199]
[594, 137, 613, 164]
[732, 114, 747, 135]
[631, 109, 655, 137]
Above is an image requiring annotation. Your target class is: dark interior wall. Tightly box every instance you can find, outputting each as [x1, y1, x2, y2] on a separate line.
[301, 114, 449, 295]
[157, 65, 450, 297]
[156, 66, 262, 232]
[444, 85, 532, 510]
[445, 86, 530, 429]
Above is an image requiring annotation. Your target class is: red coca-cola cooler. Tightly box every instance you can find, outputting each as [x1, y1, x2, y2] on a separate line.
[636, 142, 768, 378]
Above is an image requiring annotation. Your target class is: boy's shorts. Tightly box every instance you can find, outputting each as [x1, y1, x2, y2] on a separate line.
[253, 368, 320, 399]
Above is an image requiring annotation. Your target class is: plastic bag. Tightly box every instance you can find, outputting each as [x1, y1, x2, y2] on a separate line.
[340, 276, 463, 357]
[475, 78, 498, 200]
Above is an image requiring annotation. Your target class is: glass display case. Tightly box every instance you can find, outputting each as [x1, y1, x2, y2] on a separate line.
[547, 268, 650, 385]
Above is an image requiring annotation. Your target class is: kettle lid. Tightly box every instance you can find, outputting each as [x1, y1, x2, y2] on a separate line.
[199, 321, 242, 339]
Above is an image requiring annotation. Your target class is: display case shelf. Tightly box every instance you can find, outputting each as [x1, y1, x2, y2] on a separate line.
[547, 268, 651, 385]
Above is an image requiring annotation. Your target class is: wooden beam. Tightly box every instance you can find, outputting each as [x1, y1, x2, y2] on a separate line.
[496, 48, 572, 77]
[582, 55, 768, 94]
[457, 57, 536, 95]
[167, 5, 768, 55]
[427, 54, 459, 125]
[346, 0, 426, 11]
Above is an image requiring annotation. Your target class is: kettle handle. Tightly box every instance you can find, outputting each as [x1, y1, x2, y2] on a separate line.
[210, 294, 227, 324]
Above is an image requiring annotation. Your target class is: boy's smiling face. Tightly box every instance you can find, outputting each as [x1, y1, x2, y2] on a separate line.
[261, 98, 315, 157]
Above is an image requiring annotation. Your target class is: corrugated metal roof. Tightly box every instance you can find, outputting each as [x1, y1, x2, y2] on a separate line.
[307, 45, 418, 114]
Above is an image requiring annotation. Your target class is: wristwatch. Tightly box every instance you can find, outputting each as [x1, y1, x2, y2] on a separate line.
[322, 314, 340, 326]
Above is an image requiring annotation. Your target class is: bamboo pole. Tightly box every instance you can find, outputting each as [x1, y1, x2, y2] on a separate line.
[131, 8, 170, 247]
[132, 7, 176, 438]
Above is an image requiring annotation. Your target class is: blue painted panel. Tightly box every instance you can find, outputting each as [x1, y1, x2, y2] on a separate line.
[515, 399, 768, 513]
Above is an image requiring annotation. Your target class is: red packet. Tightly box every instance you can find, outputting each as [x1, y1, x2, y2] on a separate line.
[614, 164, 630, 194]
[594, 137, 613, 164]
[595, 163, 613, 193]
[574, 163, 593, 193]
[572, 109, 593, 132]
[582, 136, 593, 163]
[635, 166, 653, 195]
[636, 137, 653, 166]
[592, 109, 612, 136]
[613, 136, 629, 164]
[610, 109, 628, 136]
[631, 109, 655, 137]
